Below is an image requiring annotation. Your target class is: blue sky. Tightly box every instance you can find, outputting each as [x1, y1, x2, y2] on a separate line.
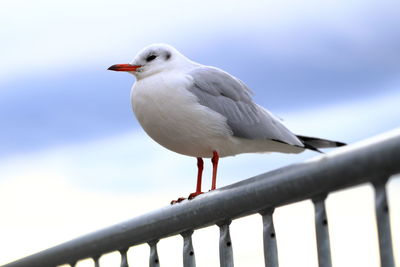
[0, 0, 399, 266]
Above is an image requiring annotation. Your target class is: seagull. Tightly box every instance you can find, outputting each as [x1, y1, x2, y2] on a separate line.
[108, 43, 345, 204]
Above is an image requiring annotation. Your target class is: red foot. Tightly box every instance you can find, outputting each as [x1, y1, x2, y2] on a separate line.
[170, 197, 186, 205]
[188, 191, 204, 199]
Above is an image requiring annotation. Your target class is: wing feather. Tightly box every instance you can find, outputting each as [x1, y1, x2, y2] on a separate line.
[187, 66, 303, 147]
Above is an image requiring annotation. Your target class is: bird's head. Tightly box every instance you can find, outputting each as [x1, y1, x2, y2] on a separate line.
[108, 43, 191, 80]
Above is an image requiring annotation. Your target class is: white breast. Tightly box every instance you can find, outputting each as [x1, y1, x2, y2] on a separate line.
[131, 71, 234, 158]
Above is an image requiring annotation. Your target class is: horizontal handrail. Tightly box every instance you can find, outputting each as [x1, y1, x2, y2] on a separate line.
[3, 128, 400, 267]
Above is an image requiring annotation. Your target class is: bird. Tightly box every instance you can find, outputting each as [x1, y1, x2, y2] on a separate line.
[108, 43, 345, 204]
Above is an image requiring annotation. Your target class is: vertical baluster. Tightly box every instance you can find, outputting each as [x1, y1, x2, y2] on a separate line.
[119, 248, 129, 267]
[181, 230, 196, 267]
[149, 240, 160, 267]
[260, 208, 279, 267]
[373, 178, 395, 267]
[218, 221, 234, 267]
[312, 195, 332, 267]
[93, 255, 100, 267]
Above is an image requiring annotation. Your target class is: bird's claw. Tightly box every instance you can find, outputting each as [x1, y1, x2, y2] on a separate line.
[171, 192, 204, 204]
[170, 197, 186, 205]
[188, 191, 204, 199]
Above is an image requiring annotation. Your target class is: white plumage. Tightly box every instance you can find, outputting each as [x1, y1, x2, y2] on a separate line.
[108, 43, 344, 202]
[131, 67, 304, 158]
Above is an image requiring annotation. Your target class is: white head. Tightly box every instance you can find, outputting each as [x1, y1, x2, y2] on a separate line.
[108, 43, 192, 80]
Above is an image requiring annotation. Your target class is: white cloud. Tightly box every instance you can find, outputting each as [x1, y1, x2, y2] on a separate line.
[0, 0, 278, 82]
[1, 0, 399, 84]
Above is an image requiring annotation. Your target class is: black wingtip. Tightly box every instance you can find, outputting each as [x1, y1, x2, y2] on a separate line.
[296, 135, 346, 149]
[303, 143, 324, 153]
[334, 141, 347, 147]
[270, 138, 324, 154]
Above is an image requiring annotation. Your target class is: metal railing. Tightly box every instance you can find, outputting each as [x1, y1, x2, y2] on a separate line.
[3, 129, 400, 267]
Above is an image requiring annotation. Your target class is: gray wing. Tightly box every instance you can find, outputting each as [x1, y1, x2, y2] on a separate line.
[187, 66, 304, 147]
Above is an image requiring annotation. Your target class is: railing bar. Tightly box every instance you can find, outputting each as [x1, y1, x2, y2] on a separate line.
[218, 221, 234, 267]
[181, 231, 196, 267]
[148, 241, 160, 267]
[93, 255, 100, 267]
[373, 178, 395, 267]
[2, 130, 400, 267]
[260, 208, 279, 267]
[312, 195, 332, 267]
[119, 248, 129, 267]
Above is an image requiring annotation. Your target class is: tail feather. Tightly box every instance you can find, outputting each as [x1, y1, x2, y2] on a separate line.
[296, 135, 346, 152]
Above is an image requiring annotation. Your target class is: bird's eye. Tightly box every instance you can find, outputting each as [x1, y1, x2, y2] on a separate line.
[146, 55, 157, 62]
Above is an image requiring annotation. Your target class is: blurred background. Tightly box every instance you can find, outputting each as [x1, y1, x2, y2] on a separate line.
[0, 0, 399, 266]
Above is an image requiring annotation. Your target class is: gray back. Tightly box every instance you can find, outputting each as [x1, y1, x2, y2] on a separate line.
[188, 66, 303, 147]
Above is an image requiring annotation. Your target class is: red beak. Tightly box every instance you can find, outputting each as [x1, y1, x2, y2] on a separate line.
[107, 63, 141, 72]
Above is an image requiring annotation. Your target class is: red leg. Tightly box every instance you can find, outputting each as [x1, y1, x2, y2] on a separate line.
[188, 157, 204, 199]
[195, 157, 204, 193]
[171, 157, 204, 204]
[211, 151, 219, 190]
